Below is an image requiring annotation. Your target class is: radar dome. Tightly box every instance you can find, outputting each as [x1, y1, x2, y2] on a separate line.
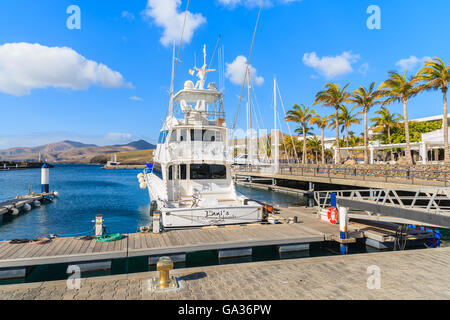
[184, 80, 195, 89]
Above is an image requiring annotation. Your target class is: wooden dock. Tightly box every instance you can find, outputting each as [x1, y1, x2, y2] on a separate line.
[0, 206, 435, 280]
[0, 223, 324, 269]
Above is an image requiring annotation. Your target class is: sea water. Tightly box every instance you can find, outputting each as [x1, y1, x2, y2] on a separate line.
[0, 164, 307, 241]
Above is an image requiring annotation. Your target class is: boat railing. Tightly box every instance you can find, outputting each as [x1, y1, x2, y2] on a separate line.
[167, 141, 232, 162]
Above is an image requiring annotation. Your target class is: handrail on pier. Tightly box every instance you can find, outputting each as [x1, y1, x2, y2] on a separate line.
[313, 188, 450, 228]
[233, 164, 450, 186]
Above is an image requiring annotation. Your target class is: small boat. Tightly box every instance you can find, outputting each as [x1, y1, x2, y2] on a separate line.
[139, 45, 263, 229]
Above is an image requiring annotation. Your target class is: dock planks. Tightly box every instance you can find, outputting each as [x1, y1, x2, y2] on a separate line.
[0, 223, 326, 269]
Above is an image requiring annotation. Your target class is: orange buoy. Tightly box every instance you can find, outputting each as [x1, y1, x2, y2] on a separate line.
[327, 207, 339, 224]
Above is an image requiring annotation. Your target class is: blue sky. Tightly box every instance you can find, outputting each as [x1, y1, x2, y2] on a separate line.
[0, 0, 449, 149]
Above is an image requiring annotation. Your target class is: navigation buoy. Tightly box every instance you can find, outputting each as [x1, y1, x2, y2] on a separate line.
[41, 163, 50, 193]
[327, 207, 339, 224]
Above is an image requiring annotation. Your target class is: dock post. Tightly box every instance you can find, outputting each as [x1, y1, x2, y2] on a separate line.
[95, 215, 104, 237]
[41, 163, 50, 193]
[339, 206, 349, 255]
[153, 213, 161, 234]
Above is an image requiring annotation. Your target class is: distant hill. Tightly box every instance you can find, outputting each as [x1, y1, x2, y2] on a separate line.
[0, 139, 156, 163]
[91, 149, 155, 165]
[114, 139, 156, 150]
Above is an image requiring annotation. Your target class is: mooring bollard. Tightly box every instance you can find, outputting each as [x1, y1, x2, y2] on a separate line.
[339, 206, 349, 255]
[157, 257, 174, 289]
[95, 215, 104, 237]
[153, 212, 161, 234]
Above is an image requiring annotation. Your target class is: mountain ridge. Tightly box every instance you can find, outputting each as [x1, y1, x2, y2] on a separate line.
[0, 139, 156, 163]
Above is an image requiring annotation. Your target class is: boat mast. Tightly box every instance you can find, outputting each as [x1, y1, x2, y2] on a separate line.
[247, 68, 253, 165]
[274, 77, 279, 170]
[168, 42, 176, 117]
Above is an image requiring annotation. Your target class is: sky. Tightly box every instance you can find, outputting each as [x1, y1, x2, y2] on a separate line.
[0, 0, 449, 149]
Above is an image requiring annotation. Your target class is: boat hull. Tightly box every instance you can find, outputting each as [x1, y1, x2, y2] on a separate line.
[161, 204, 262, 228]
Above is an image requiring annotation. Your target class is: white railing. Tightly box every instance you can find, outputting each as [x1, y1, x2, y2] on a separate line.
[314, 188, 450, 216]
[167, 141, 231, 162]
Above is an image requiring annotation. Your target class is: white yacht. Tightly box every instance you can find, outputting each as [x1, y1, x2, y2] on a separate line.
[139, 45, 263, 229]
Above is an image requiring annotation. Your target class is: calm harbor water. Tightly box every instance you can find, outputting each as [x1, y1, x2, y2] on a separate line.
[0, 164, 447, 285]
[0, 164, 308, 241]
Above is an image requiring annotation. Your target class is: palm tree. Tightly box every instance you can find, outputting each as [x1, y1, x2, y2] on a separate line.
[285, 104, 314, 164]
[417, 57, 450, 163]
[348, 82, 383, 164]
[306, 136, 322, 164]
[379, 71, 420, 165]
[310, 113, 328, 164]
[337, 105, 362, 148]
[370, 106, 402, 160]
[313, 83, 351, 164]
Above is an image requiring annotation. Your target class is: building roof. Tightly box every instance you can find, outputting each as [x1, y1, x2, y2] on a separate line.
[410, 114, 450, 123]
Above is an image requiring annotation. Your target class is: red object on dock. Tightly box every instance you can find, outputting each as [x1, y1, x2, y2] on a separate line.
[327, 207, 339, 224]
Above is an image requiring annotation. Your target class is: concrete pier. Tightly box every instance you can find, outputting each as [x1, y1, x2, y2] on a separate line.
[0, 247, 448, 300]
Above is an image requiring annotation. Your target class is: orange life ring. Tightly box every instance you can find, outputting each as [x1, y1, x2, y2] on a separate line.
[327, 207, 339, 224]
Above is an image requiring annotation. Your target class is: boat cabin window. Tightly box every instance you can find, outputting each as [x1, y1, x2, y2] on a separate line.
[169, 131, 177, 143]
[203, 130, 222, 142]
[152, 163, 163, 179]
[168, 166, 173, 180]
[178, 164, 187, 180]
[190, 164, 227, 180]
[190, 129, 223, 142]
[158, 130, 169, 144]
[179, 129, 187, 142]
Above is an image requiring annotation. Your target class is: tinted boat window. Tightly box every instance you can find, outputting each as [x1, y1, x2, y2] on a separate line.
[179, 164, 186, 180]
[190, 164, 226, 180]
[152, 163, 163, 179]
[158, 130, 169, 144]
[168, 166, 173, 180]
[210, 165, 227, 179]
[190, 164, 210, 180]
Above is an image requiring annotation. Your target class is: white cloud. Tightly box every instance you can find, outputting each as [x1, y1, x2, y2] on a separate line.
[396, 56, 431, 72]
[0, 43, 132, 96]
[130, 95, 144, 102]
[225, 55, 264, 86]
[218, 0, 301, 8]
[142, 0, 206, 47]
[302, 51, 360, 79]
[121, 11, 135, 21]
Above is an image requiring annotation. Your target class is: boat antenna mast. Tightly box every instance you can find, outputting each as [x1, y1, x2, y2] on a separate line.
[191, 45, 216, 90]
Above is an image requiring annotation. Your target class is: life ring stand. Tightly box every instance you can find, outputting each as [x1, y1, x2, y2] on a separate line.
[327, 207, 339, 224]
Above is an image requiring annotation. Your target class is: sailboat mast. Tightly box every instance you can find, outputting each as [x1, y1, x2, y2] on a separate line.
[274, 77, 279, 169]
[168, 42, 176, 116]
[247, 68, 253, 164]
